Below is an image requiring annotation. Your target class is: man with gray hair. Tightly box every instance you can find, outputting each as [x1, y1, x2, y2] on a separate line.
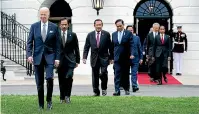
[27, 7, 60, 110]
[146, 23, 160, 82]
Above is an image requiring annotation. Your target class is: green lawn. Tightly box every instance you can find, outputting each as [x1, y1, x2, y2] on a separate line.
[1, 95, 199, 114]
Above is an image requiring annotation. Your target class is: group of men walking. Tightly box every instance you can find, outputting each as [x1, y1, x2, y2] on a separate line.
[26, 7, 188, 110]
[83, 19, 143, 96]
[146, 23, 188, 85]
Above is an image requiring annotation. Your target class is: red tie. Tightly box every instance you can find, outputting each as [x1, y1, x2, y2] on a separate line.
[161, 34, 164, 44]
[96, 32, 100, 48]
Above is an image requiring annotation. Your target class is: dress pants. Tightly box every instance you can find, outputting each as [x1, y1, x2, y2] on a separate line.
[148, 56, 156, 79]
[58, 58, 74, 100]
[120, 64, 130, 90]
[34, 55, 54, 107]
[131, 58, 139, 88]
[155, 53, 167, 80]
[114, 60, 130, 93]
[92, 59, 108, 94]
[173, 52, 183, 74]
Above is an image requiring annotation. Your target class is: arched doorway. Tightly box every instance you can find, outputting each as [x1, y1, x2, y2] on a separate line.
[134, 0, 173, 43]
[49, 0, 72, 31]
[134, 0, 173, 72]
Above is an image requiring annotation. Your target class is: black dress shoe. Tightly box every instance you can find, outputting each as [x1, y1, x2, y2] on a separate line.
[38, 106, 44, 111]
[176, 73, 180, 75]
[47, 102, 52, 110]
[93, 93, 100, 96]
[132, 88, 139, 92]
[164, 78, 168, 83]
[102, 90, 107, 96]
[60, 100, 65, 104]
[157, 80, 162, 85]
[113, 92, 120, 96]
[150, 78, 154, 82]
[125, 90, 130, 95]
[65, 97, 71, 104]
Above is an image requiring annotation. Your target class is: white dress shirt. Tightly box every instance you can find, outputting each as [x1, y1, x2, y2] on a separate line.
[118, 30, 124, 43]
[41, 21, 48, 35]
[153, 31, 158, 38]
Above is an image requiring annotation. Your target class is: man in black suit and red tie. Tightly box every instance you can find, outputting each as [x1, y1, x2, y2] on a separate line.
[83, 19, 113, 96]
[57, 18, 80, 104]
[153, 26, 171, 85]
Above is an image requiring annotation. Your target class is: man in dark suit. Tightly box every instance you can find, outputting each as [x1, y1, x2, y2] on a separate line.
[83, 19, 113, 96]
[57, 18, 80, 103]
[146, 23, 160, 82]
[127, 25, 143, 92]
[26, 7, 60, 110]
[153, 26, 171, 85]
[112, 19, 133, 96]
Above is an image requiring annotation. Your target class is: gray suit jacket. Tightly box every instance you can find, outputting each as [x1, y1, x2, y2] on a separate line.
[146, 32, 158, 56]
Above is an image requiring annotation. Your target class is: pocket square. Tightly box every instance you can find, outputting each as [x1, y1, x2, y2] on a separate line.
[49, 31, 54, 33]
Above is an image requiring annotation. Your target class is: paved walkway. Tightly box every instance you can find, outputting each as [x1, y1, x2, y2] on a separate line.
[1, 85, 199, 97]
[1, 63, 199, 85]
[1, 74, 199, 85]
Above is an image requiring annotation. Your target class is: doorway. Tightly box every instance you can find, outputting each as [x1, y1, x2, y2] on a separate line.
[138, 18, 169, 44]
[133, 0, 173, 73]
[49, 0, 73, 31]
[138, 18, 169, 72]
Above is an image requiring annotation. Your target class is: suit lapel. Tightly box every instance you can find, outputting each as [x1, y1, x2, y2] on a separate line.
[37, 22, 43, 41]
[158, 34, 162, 44]
[60, 29, 64, 48]
[115, 32, 119, 44]
[122, 31, 125, 41]
[92, 31, 97, 47]
[66, 31, 72, 44]
[99, 31, 104, 48]
[150, 32, 154, 42]
[164, 35, 168, 43]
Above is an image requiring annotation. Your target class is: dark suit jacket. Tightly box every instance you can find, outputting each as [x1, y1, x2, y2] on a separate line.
[143, 38, 147, 53]
[59, 30, 80, 68]
[83, 30, 113, 67]
[146, 32, 158, 56]
[26, 21, 60, 65]
[112, 30, 132, 62]
[153, 34, 171, 58]
[131, 35, 143, 63]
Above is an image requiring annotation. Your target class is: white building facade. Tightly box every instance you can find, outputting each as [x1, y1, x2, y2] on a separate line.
[1, 0, 199, 75]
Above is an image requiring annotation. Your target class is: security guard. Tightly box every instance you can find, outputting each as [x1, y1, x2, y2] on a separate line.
[172, 25, 188, 76]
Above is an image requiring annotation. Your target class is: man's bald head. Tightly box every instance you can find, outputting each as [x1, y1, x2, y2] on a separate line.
[39, 7, 50, 23]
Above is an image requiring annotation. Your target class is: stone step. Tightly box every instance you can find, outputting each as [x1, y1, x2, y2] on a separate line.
[1, 54, 26, 59]
[3, 64, 26, 70]
[1, 58, 27, 64]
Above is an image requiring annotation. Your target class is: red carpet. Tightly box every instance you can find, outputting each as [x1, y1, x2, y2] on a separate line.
[137, 73, 182, 85]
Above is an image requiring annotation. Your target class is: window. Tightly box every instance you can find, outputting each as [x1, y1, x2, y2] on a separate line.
[135, 0, 170, 17]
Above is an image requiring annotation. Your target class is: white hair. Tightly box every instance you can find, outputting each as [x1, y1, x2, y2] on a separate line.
[40, 7, 49, 12]
[153, 23, 160, 27]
